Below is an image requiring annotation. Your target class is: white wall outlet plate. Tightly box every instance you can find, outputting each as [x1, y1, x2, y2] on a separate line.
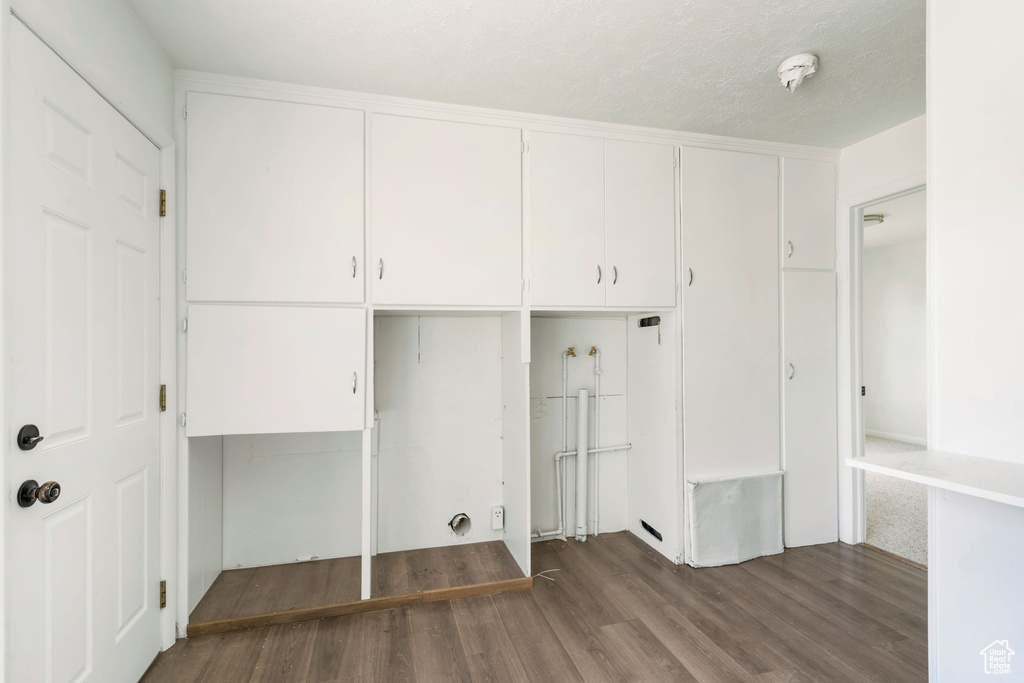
[491, 505, 504, 530]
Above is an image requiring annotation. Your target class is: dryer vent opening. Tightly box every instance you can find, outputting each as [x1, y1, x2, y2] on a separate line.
[637, 316, 661, 328]
[449, 513, 471, 536]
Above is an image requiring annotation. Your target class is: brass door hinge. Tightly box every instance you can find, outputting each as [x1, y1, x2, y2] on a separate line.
[159, 190, 167, 217]
[160, 580, 167, 609]
[160, 384, 167, 412]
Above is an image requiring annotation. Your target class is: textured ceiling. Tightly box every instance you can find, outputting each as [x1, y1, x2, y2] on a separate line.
[126, 0, 925, 148]
[864, 190, 926, 249]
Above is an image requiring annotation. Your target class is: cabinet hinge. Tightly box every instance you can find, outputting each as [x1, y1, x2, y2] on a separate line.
[182, 270, 187, 284]
[183, 105, 187, 120]
[160, 384, 167, 412]
[181, 413, 187, 428]
[521, 279, 526, 291]
[182, 318, 188, 333]
[521, 140, 529, 153]
[159, 189, 167, 217]
[160, 580, 167, 608]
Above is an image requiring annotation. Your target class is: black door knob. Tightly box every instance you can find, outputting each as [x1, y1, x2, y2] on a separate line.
[18, 480, 61, 508]
[17, 424, 44, 451]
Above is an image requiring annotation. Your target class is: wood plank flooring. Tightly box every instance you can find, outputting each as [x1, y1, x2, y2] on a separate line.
[147, 533, 927, 682]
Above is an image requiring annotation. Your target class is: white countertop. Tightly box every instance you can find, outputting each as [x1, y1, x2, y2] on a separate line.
[847, 450, 1024, 509]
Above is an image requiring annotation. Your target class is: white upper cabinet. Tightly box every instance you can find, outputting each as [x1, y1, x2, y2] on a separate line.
[529, 132, 606, 307]
[186, 305, 366, 437]
[782, 158, 836, 270]
[371, 114, 523, 306]
[186, 92, 365, 303]
[528, 135, 676, 308]
[604, 140, 677, 308]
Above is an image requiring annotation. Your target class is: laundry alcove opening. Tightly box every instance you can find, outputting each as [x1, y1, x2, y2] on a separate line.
[186, 430, 362, 625]
[370, 311, 530, 597]
[529, 312, 680, 562]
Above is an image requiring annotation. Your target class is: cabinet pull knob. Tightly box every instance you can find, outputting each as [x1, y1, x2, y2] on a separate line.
[688, 268, 694, 286]
[378, 258, 384, 280]
[353, 372, 358, 394]
[612, 266, 618, 285]
[787, 240, 794, 258]
[788, 363, 795, 380]
[351, 256, 357, 278]
[597, 265, 602, 284]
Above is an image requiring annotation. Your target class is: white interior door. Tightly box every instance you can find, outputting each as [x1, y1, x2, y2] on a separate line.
[7, 21, 162, 683]
[604, 140, 676, 308]
[186, 92, 365, 304]
[782, 270, 838, 546]
[680, 146, 780, 480]
[370, 114, 523, 306]
[528, 132, 606, 306]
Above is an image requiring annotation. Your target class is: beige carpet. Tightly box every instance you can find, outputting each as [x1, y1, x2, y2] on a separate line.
[864, 436, 928, 566]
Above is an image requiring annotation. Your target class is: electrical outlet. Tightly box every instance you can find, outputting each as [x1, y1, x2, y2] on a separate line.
[491, 505, 504, 530]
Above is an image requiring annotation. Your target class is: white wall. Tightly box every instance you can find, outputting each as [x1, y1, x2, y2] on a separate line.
[627, 313, 681, 563]
[930, 490, 1024, 681]
[11, 0, 174, 143]
[838, 116, 926, 200]
[221, 432, 361, 568]
[374, 316, 504, 553]
[928, 1, 1024, 678]
[529, 318, 629, 537]
[862, 239, 927, 444]
[501, 313, 530, 575]
[836, 115, 926, 542]
[186, 436, 222, 613]
[929, 2, 1024, 465]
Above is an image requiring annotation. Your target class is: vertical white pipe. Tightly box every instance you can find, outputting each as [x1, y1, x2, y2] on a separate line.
[593, 348, 601, 536]
[575, 389, 589, 542]
[560, 349, 570, 538]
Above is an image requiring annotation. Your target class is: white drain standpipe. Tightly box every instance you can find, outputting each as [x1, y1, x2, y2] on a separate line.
[575, 389, 589, 542]
[532, 347, 630, 542]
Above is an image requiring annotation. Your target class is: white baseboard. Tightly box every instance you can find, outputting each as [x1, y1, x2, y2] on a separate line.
[865, 429, 927, 446]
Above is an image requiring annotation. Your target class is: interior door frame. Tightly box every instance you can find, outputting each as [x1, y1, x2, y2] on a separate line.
[0, 8, 181, 663]
[837, 174, 926, 545]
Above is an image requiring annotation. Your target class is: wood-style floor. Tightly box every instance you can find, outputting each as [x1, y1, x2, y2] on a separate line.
[191, 557, 362, 623]
[190, 540, 523, 627]
[146, 532, 927, 682]
[371, 541, 524, 598]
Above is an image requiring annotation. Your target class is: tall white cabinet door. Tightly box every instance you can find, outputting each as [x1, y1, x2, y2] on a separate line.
[186, 306, 366, 436]
[605, 140, 677, 308]
[371, 114, 523, 306]
[528, 132, 605, 306]
[681, 147, 780, 480]
[186, 92, 365, 303]
[782, 158, 836, 270]
[782, 271, 838, 546]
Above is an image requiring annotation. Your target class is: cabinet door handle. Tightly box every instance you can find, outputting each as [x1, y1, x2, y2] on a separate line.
[353, 372, 358, 394]
[688, 268, 694, 286]
[612, 266, 618, 285]
[787, 240, 794, 258]
[597, 265, 602, 284]
[788, 363, 795, 380]
[378, 258, 384, 280]
[351, 256, 358, 278]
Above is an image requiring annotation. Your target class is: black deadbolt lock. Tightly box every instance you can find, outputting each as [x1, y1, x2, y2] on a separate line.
[18, 480, 61, 507]
[17, 424, 44, 451]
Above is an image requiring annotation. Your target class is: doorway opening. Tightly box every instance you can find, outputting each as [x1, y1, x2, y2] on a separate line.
[858, 188, 928, 566]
